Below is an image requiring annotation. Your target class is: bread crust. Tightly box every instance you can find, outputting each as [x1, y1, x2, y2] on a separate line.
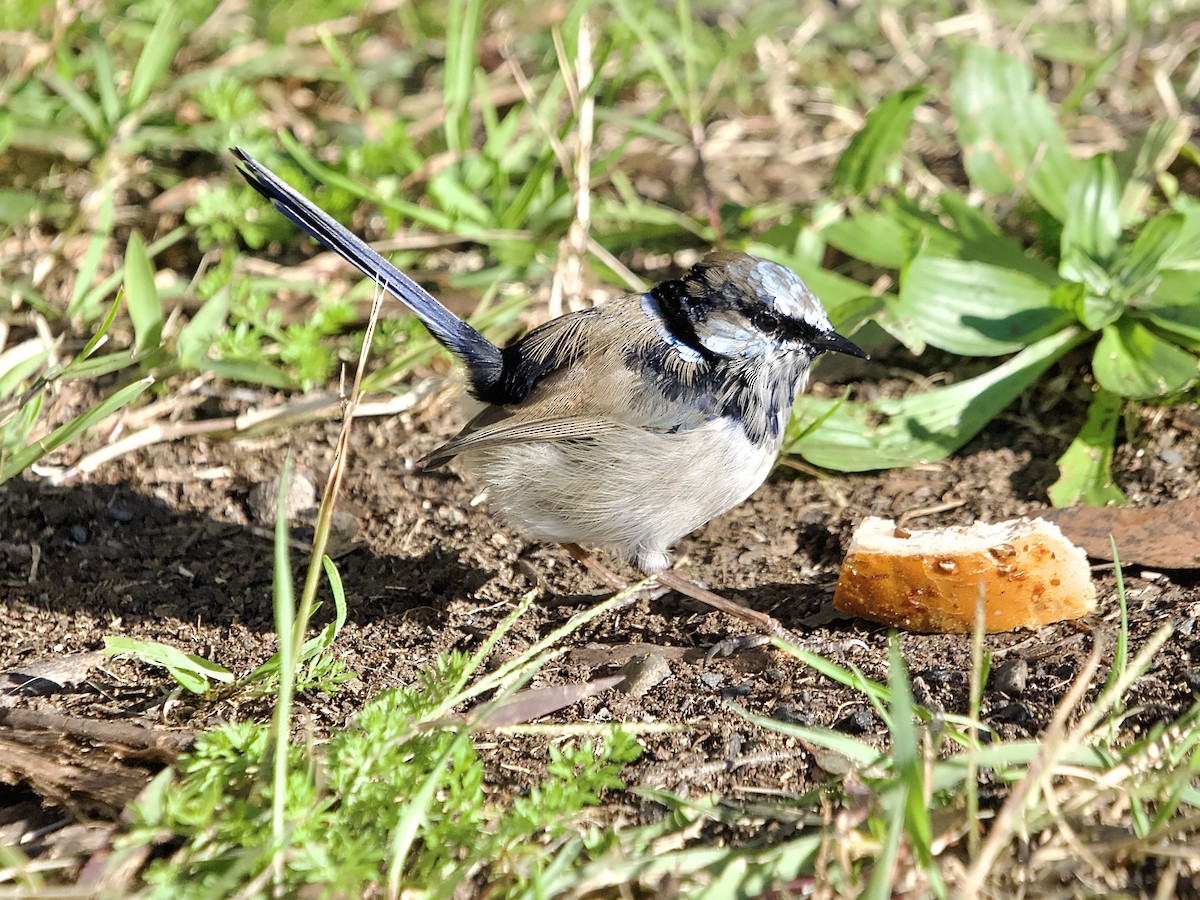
[833, 517, 1097, 633]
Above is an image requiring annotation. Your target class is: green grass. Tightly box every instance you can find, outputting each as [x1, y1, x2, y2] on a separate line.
[2, 0, 1199, 895]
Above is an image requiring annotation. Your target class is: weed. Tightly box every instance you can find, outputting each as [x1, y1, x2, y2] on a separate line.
[788, 46, 1199, 503]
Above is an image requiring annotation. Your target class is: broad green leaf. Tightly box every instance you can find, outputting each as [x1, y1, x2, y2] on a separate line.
[1054, 279, 1124, 332]
[127, 4, 185, 110]
[1048, 387, 1127, 507]
[792, 328, 1084, 471]
[1076, 293, 1125, 331]
[822, 208, 912, 269]
[123, 232, 163, 353]
[0, 376, 154, 482]
[899, 255, 1067, 355]
[177, 288, 229, 369]
[1093, 319, 1199, 398]
[1058, 246, 1113, 299]
[826, 193, 1058, 281]
[1116, 118, 1191, 225]
[953, 45, 1082, 221]
[1060, 155, 1122, 269]
[104, 636, 233, 694]
[1115, 212, 1184, 294]
[1139, 281, 1200, 351]
[1160, 207, 1200, 271]
[832, 86, 928, 195]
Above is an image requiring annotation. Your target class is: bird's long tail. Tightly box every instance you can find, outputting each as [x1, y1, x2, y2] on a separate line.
[232, 148, 503, 391]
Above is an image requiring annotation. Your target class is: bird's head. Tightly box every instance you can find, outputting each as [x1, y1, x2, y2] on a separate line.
[674, 250, 866, 364]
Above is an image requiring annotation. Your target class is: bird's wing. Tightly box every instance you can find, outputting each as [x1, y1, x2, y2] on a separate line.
[421, 340, 716, 468]
[420, 414, 627, 468]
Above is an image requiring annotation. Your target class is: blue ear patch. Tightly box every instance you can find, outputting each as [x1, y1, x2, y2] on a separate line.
[641, 292, 704, 364]
[697, 311, 770, 359]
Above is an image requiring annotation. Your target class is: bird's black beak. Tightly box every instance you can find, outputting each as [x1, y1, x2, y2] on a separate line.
[815, 329, 869, 359]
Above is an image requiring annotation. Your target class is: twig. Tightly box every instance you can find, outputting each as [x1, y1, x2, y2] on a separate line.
[0, 708, 194, 755]
[549, 14, 595, 317]
[53, 381, 437, 484]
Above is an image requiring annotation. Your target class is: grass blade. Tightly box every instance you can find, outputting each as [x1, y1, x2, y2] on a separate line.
[833, 86, 927, 195]
[0, 375, 153, 481]
[127, 3, 184, 110]
[123, 231, 163, 352]
[67, 182, 115, 317]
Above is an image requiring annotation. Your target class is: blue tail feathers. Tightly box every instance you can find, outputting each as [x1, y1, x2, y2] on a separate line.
[231, 148, 503, 394]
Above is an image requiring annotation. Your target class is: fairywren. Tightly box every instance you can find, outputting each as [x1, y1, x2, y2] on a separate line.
[233, 149, 865, 586]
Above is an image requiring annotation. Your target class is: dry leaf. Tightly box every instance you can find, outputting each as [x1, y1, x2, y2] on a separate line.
[1038, 496, 1200, 569]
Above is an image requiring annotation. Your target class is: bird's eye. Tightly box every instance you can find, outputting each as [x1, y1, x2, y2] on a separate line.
[750, 310, 781, 333]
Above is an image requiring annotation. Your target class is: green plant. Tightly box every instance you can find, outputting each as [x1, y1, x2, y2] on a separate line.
[523, 598, 1199, 896]
[103, 636, 235, 694]
[121, 646, 641, 897]
[0, 291, 156, 481]
[119, 437, 642, 894]
[785, 45, 1198, 505]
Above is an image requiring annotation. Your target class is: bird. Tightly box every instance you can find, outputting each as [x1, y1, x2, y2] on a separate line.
[232, 147, 866, 638]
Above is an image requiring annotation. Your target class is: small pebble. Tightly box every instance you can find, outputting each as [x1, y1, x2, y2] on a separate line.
[616, 653, 671, 698]
[990, 701, 1033, 726]
[993, 658, 1029, 697]
[247, 469, 318, 524]
[771, 702, 813, 726]
[834, 707, 875, 735]
[699, 671, 724, 689]
[1159, 446, 1183, 466]
[69, 524, 89, 544]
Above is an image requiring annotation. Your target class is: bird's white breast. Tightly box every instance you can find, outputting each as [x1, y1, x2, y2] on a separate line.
[460, 419, 780, 573]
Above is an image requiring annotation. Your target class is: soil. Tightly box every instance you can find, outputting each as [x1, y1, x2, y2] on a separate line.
[2, 352, 1199, 882]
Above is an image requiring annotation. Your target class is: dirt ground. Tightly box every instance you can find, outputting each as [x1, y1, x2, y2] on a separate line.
[2, 343, 1199, 878]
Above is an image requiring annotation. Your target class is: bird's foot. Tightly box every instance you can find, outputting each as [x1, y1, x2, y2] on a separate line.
[703, 633, 773, 665]
[563, 544, 800, 649]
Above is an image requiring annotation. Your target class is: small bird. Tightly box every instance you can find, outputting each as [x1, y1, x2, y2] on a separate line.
[233, 148, 865, 634]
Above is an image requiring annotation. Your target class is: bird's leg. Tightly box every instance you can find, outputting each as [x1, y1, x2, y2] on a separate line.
[561, 543, 628, 592]
[560, 543, 672, 605]
[652, 569, 798, 649]
[562, 544, 799, 649]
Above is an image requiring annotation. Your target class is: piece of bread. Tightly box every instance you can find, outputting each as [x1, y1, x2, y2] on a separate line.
[833, 517, 1096, 633]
